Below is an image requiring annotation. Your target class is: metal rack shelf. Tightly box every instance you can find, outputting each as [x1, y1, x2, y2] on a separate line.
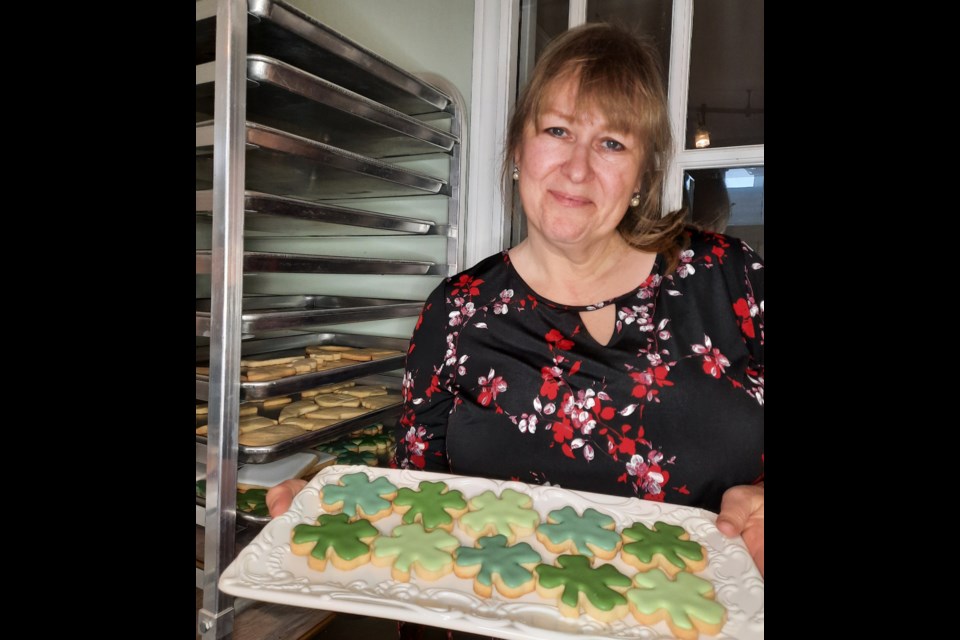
[196, 122, 450, 200]
[195, 294, 424, 336]
[195, 0, 452, 115]
[196, 55, 456, 158]
[195, 190, 445, 237]
[195, 250, 440, 276]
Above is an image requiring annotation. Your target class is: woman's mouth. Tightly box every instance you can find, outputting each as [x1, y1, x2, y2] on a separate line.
[549, 190, 592, 207]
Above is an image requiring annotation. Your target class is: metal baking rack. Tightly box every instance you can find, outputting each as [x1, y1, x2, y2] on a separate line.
[195, 0, 452, 115]
[197, 2, 463, 636]
[196, 122, 450, 200]
[196, 55, 456, 159]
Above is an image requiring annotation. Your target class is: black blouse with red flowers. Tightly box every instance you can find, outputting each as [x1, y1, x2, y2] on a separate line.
[391, 228, 764, 513]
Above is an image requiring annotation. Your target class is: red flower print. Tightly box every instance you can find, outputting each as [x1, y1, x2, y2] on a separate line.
[692, 334, 730, 379]
[545, 328, 574, 351]
[478, 368, 507, 406]
[403, 426, 428, 469]
[425, 374, 441, 397]
[540, 365, 562, 400]
[451, 275, 483, 297]
[733, 298, 756, 338]
[552, 418, 574, 443]
[415, 303, 429, 331]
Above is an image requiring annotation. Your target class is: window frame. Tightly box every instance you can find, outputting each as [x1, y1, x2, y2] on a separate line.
[568, 0, 764, 213]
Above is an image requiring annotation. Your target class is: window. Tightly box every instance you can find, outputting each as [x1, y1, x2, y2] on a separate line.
[514, 0, 764, 255]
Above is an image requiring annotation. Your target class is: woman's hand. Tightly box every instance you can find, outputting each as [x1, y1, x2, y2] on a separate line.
[266, 478, 308, 518]
[715, 483, 764, 578]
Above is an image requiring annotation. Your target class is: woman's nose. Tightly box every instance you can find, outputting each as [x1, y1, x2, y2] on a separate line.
[561, 142, 592, 182]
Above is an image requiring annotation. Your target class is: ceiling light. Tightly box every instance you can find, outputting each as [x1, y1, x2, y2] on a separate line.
[695, 103, 711, 148]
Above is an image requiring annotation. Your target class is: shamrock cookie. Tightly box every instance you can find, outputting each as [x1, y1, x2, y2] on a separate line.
[454, 534, 542, 598]
[535, 554, 632, 622]
[290, 513, 379, 571]
[535, 506, 622, 562]
[370, 522, 460, 581]
[319, 472, 398, 521]
[620, 521, 708, 576]
[626, 570, 727, 640]
[459, 488, 540, 544]
[392, 481, 468, 532]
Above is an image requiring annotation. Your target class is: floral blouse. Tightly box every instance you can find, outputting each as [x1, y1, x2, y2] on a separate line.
[391, 228, 764, 513]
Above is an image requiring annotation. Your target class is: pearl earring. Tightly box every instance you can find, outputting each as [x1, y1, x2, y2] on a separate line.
[630, 192, 641, 207]
[512, 166, 520, 181]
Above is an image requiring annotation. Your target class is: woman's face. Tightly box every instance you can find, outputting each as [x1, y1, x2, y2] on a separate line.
[516, 75, 644, 251]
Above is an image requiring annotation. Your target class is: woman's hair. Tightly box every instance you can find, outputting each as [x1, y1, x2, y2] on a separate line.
[505, 23, 687, 269]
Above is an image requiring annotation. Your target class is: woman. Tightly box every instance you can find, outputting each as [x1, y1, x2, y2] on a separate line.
[269, 23, 763, 577]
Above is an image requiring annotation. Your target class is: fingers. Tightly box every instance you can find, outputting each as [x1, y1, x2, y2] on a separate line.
[715, 484, 764, 578]
[715, 484, 763, 538]
[266, 478, 308, 517]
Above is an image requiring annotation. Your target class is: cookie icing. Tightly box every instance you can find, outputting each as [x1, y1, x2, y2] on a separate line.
[291, 513, 379, 567]
[536, 554, 632, 613]
[238, 488, 269, 516]
[536, 506, 621, 558]
[455, 534, 541, 593]
[320, 472, 397, 519]
[621, 522, 706, 574]
[393, 481, 467, 530]
[371, 522, 459, 580]
[460, 489, 540, 543]
[627, 570, 727, 637]
[335, 450, 379, 466]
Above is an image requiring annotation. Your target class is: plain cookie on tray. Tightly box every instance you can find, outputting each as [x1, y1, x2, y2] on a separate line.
[238, 424, 307, 446]
[279, 399, 323, 422]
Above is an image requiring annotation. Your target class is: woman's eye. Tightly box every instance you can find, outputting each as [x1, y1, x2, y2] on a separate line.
[602, 139, 625, 151]
[545, 127, 566, 137]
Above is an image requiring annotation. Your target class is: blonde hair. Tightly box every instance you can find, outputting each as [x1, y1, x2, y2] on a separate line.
[505, 23, 686, 270]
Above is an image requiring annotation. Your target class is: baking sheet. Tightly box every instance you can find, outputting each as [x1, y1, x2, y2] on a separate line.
[195, 294, 423, 335]
[195, 122, 450, 200]
[196, 56, 456, 158]
[195, 0, 451, 115]
[195, 190, 440, 236]
[220, 466, 764, 640]
[195, 251, 436, 276]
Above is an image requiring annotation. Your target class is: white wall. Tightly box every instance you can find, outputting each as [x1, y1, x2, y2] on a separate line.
[287, 0, 475, 107]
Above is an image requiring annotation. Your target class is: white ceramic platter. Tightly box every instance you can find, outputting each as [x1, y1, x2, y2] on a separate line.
[220, 465, 764, 639]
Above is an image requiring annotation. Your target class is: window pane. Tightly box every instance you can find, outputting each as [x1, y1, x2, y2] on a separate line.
[687, 0, 764, 149]
[683, 166, 764, 257]
[587, 0, 673, 86]
[532, 0, 570, 59]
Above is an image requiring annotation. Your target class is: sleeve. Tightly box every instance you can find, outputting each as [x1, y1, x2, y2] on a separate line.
[726, 238, 764, 482]
[738, 240, 764, 373]
[390, 280, 456, 472]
